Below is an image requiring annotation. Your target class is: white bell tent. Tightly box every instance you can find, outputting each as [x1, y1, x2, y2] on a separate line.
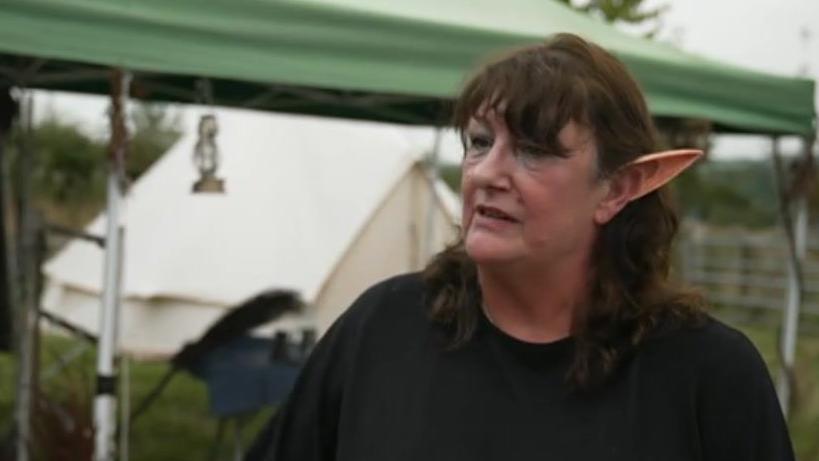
[41, 108, 460, 358]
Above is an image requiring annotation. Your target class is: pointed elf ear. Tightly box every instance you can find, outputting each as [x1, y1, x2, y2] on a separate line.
[594, 148, 704, 225]
[626, 149, 703, 201]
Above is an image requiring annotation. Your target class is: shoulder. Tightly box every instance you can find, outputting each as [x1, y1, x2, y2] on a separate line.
[325, 272, 428, 347]
[340, 272, 426, 324]
[634, 315, 773, 391]
[295, 272, 426, 374]
[696, 318, 765, 370]
[262, 277, 426, 459]
[643, 315, 764, 367]
[649, 322, 794, 460]
[688, 318, 773, 394]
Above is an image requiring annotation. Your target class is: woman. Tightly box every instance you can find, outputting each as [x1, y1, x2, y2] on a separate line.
[252, 33, 793, 461]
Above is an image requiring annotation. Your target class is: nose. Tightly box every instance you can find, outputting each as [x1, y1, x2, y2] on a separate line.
[468, 141, 514, 191]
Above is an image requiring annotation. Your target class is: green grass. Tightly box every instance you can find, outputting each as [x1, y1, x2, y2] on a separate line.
[2, 324, 819, 460]
[732, 320, 819, 460]
[1, 335, 272, 461]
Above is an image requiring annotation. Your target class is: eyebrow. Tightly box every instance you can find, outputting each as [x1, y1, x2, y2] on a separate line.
[466, 118, 491, 132]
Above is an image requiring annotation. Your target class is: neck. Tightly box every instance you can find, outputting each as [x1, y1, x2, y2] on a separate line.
[478, 252, 592, 344]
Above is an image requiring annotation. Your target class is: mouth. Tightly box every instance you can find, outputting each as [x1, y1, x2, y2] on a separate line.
[475, 204, 518, 223]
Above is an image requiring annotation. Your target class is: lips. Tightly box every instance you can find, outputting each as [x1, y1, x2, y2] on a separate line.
[475, 204, 518, 222]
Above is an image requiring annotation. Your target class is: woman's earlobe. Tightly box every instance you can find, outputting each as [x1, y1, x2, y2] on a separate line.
[593, 168, 641, 224]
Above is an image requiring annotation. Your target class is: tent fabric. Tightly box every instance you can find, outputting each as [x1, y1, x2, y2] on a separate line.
[41, 108, 460, 356]
[0, 0, 814, 135]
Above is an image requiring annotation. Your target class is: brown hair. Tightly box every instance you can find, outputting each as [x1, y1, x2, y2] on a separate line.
[424, 33, 704, 389]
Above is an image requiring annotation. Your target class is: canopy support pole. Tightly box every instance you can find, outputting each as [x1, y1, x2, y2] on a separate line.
[94, 69, 130, 461]
[119, 355, 131, 461]
[13, 91, 39, 461]
[0, 89, 14, 352]
[0, 88, 20, 459]
[772, 133, 814, 419]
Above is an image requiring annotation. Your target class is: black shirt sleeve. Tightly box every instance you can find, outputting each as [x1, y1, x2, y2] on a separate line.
[696, 324, 795, 461]
[247, 280, 388, 461]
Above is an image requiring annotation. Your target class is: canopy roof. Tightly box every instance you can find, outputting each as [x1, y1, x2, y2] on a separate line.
[0, 0, 814, 135]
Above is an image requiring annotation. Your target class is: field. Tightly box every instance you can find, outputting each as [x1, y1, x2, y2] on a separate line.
[1, 315, 818, 460]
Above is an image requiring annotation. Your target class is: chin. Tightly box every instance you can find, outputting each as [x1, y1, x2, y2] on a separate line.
[464, 239, 521, 265]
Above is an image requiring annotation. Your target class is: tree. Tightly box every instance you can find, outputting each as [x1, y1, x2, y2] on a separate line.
[671, 161, 778, 228]
[27, 118, 106, 205]
[555, 0, 668, 36]
[127, 103, 183, 181]
[3, 102, 182, 229]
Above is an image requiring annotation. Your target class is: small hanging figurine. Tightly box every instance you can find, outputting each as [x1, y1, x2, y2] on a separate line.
[192, 114, 225, 193]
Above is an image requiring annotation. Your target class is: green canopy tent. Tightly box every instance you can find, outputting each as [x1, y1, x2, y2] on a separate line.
[0, 1, 816, 460]
[0, 0, 815, 134]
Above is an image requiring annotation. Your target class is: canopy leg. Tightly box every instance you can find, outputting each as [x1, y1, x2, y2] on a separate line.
[11, 90, 40, 461]
[93, 69, 130, 461]
[771, 133, 815, 419]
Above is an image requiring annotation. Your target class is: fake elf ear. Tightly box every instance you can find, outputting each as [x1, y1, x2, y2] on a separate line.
[594, 149, 703, 225]
[627, 149, 703, 201]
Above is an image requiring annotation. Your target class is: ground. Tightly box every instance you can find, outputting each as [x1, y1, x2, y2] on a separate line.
[1, 314, 818, 460]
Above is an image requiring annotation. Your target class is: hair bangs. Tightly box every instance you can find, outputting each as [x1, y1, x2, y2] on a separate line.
[453, 46, 592, 158]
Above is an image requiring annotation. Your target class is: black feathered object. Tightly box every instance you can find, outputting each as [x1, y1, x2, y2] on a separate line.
[172, 290, 302, 370]
[130, 289, 302, 424]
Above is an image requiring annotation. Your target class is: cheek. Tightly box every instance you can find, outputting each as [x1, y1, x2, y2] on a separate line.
[460, 204, 470, 230]
[518, 184, 596, 236]
[459, 167, 470, 193]
[460, 169, 473, 228]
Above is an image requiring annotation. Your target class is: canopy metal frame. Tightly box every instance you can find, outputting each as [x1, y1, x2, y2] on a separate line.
[0, 57, 444, 126]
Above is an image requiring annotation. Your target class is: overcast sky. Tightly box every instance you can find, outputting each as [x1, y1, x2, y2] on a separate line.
[636, 0, 818, 159]
[33, 0, 819, 162]
[649, 0, 817, 81]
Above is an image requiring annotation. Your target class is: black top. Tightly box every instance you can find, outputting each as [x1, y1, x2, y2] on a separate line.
[251, 273, 794, 461]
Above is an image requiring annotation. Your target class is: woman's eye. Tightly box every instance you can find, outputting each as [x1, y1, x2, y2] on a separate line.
[516, 144, 546, 160]
[515, 143, 563, 167]
[466, 135, 493, 155]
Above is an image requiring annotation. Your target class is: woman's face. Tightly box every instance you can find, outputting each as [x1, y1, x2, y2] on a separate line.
[460, 111, 611, 272]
